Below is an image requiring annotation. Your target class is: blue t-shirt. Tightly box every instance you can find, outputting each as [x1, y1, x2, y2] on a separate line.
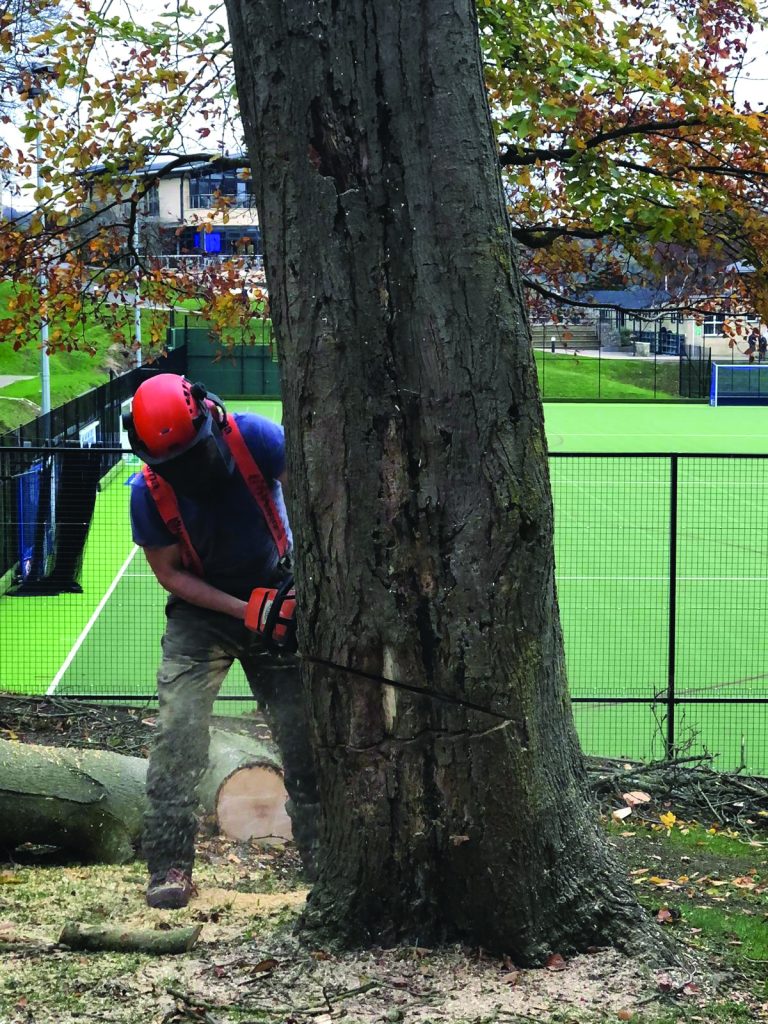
[130, 412, 291, 600]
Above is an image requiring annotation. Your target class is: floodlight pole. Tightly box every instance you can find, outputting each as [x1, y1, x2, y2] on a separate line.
[133, 210, 142, 367]
[23, 65, 54, 416]
[35, 124, 51, 415]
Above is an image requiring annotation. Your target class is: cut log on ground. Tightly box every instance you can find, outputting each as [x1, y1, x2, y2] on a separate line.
[59, 922, 202, 954]
[0, 728, 289, 864]
[199, 730, 292, 842]
[0, 738, 147, 863]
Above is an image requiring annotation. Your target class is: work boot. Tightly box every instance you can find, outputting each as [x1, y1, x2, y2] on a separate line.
[146, 868, 197, 910]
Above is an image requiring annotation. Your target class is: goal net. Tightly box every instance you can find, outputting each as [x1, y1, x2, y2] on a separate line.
[710, 364, 768, 406]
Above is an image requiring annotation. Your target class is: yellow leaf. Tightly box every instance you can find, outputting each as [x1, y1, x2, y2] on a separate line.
[660, 811, 677, 829]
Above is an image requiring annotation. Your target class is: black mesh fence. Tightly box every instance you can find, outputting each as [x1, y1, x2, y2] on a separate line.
[1, 447, 766, 771]
[532, 334, 711, 400]
[552, 453, 768, 772]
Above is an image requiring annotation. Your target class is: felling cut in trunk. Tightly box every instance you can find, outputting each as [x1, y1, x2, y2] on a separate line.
[0, 729, 289, 864]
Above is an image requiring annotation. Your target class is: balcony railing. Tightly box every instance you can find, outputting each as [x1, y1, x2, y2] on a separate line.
[151, 254, 264, 271]
[188, 194, 255, 210]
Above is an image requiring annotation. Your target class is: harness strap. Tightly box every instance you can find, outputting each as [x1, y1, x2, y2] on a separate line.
[142, 465, 205, 576]
[221, 418, 289, 559]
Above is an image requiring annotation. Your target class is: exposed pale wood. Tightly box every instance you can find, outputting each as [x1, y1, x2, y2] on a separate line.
[215, 765, 292, 842]
[199, 729, 291, 841]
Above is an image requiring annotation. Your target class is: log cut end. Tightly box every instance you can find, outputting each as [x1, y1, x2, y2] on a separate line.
[216, 765, 293, 842]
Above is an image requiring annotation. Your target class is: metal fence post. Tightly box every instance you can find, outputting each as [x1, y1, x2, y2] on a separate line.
[666, 454, 679, 758]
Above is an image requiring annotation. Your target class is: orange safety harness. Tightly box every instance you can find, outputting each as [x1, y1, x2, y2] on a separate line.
[142, 416, 289, 575]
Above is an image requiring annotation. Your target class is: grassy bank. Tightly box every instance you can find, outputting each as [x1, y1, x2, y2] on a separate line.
[534, 349, 681, 399]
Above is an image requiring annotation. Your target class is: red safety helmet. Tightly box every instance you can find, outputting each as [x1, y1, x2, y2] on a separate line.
[125, 374, 204, 462]
[124, 374, 227, 463]
[124, 375, 233, 497]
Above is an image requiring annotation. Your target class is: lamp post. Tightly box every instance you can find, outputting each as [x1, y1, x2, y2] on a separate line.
[22, 65, 55, 416]
[35, 128, 51, 414]
[133, 208, 142, 367]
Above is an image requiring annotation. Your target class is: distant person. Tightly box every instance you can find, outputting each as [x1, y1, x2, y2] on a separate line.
[759, 333, 767, 363]
[124, 373, 318, 910]
[746, 327, 759, 364]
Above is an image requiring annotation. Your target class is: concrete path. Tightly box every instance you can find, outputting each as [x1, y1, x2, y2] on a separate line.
[0, 375, 33, 388]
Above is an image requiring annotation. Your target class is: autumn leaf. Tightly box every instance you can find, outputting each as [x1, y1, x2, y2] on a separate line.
[730, 876, 757, 890]
[251, 958, 278, 974]
[545, 953, 567, 971]
[655, 906, 680, 925]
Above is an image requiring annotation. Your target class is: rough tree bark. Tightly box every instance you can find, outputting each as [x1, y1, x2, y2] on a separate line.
[224, 0, 665, 963]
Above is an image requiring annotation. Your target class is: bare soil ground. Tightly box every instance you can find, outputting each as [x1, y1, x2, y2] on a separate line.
[0, 694, 766, 1024]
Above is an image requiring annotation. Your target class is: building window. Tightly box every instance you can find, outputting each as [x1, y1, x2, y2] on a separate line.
[179, 226, 261, 256]
[189, 169, 253, 209]
[141, 183, 159, 217]
[703, 314, 725, 336]
[703, 313, 758, 336]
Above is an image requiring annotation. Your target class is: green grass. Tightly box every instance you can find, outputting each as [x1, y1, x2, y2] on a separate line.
[683, 904, 768, 964]
[637, 1005, 759, 1023]
[609, 820, 768, 1017]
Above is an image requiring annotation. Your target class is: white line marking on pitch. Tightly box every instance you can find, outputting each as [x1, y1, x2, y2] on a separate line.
[47, 545, 139, 696]
[557, 432, 767, 440]
[559, 575, 768, 581]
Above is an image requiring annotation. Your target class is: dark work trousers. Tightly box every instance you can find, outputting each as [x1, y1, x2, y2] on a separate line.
[143, 601, 319, 879]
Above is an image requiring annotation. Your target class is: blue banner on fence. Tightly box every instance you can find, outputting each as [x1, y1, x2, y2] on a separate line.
[17, 459, 54, 582]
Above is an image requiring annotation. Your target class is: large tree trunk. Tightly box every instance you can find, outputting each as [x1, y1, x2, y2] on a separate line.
[225, 0, 664, 963]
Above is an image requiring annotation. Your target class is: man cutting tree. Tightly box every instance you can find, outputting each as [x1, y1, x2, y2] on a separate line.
[125, 372, 318, 909]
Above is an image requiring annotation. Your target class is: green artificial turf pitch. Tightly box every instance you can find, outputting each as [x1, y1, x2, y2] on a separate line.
[1, 401, 766, 770]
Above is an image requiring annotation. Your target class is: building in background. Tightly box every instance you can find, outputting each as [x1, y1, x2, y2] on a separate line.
[83, 153, 263, 271]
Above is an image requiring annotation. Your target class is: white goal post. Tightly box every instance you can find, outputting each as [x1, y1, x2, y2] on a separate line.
[710, 364, 768, 406]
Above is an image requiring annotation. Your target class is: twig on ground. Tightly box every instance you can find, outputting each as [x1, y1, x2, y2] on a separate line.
[164, 986, 223, 1024]
[241, 980, 380, 1017]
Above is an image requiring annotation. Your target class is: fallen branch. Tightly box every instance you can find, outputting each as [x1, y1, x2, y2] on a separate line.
[59, 922, 202, 955]
[585, 754, 768, 833]
[0, 939, 56, 956]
